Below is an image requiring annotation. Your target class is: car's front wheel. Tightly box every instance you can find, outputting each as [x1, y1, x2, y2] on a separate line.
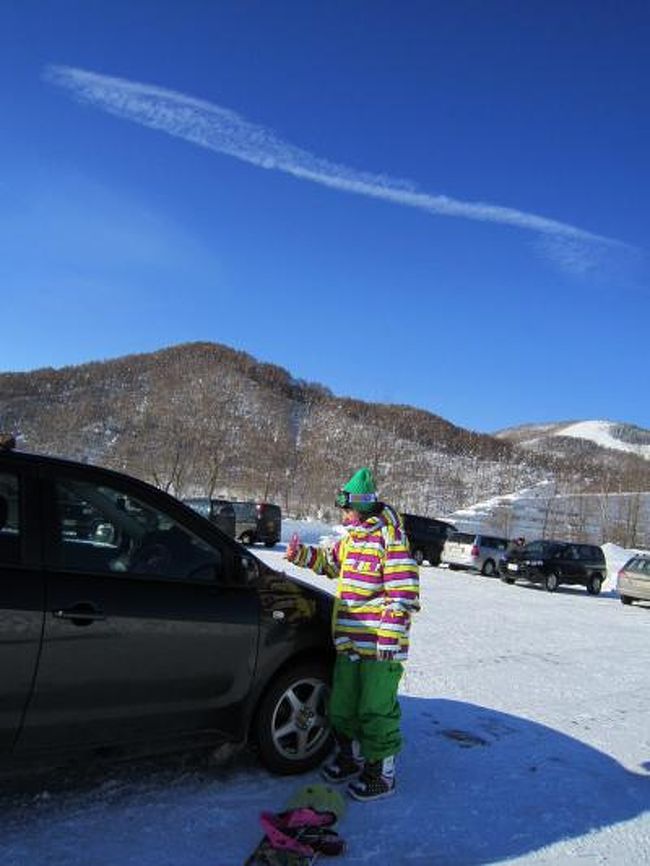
[254, 661, 333, 775]
[481, 559, 496, 577]
[620, 594, 633, 605]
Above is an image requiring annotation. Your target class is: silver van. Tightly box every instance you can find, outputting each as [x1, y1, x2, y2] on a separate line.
[441, 532, 510, 577]
[617, 554, 650, 606]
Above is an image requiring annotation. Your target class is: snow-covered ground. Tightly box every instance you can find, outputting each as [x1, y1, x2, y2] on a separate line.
[1, 522, 649, 865]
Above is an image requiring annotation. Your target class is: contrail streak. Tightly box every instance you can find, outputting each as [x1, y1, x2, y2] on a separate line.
[45, 65, 626, 250]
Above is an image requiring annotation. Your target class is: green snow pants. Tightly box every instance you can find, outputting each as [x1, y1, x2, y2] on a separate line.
[328, 654, 403, 762]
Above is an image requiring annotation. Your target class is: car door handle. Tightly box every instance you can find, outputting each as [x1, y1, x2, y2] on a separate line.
[52, 605, 107, 625]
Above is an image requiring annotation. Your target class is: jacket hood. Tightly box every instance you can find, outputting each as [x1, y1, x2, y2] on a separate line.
[353, 503, 404, 534]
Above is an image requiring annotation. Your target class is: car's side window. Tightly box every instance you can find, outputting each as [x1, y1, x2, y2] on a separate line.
[49, 477, 222, 582]
[0, 471, 20, 565]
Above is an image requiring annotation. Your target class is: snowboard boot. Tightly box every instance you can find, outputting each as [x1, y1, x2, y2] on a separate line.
[347, 755, 396, 801]
[321, 734, 363, 784]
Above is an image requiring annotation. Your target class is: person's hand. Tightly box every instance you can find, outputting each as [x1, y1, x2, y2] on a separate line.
[378, 648, 397, 661]
[285, 532, 300, 561]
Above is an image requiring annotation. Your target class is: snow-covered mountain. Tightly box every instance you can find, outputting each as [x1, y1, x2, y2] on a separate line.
[1, 343, 649, 544]
[496, 419, 650, 461]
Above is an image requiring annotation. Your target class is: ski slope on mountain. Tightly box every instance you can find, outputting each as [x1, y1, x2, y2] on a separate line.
[555, 421, 650, 460]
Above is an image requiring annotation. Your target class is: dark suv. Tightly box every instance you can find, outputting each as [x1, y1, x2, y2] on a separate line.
[183, 497, 236, 538]
[231, 501, 282, 547]
[499, 539, 606, 594]
[0, 437, 333, 775]
[402, 513, 456, 566]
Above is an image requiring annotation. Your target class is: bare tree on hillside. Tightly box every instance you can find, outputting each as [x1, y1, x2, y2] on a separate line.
[621, 493, 642, 548]
[491, 501, 515, 538]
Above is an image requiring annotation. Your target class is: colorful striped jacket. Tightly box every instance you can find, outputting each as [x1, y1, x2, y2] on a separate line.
[288, 505, 419, 661]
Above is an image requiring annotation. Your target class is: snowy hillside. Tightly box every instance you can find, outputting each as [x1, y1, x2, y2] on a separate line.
[4, 344, 650, 528]
[497, 419, 650, 461]
[554, 420, 650, 460]
[445, 481, 650, 547]
[1, 527, 649, 866]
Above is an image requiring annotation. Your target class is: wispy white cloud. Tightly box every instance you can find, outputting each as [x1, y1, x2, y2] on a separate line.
[45, 65, 631, 267]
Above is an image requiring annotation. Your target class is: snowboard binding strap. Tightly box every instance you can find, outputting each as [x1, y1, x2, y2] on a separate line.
[259, 808, 344, 857]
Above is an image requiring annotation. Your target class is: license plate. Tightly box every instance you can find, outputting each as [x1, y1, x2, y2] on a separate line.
[507, 563, 519, 572]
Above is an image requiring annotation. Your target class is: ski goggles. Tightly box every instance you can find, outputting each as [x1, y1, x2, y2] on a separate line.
[334, 490, 378, 509]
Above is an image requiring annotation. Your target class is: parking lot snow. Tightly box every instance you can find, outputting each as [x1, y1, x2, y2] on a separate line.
[1, 531, 649, 866]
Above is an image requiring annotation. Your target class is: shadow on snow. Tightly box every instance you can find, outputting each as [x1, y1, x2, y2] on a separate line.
[387, 696, 650, 864]
[0, 698, 648, 866]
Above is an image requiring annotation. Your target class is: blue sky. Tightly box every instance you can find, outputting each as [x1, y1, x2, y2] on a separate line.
[1, 1, 648, 434]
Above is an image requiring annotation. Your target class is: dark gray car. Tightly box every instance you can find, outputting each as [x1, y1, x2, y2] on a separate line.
[0, 439, 333, 775]
[402, 513, 456, 566]
[500, 540, 607, 594]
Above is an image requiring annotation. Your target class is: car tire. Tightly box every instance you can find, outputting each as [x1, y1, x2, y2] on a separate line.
[264, 540, 276, 548]
[501, 576, 515, 585]
[254, 660, 333, 775]
[481, 559, 496, 577]
[412, 548, 424, 566]
[545, 573, 559, 592]
[620, 594, 633, 605]
[587, 574, 603, 595]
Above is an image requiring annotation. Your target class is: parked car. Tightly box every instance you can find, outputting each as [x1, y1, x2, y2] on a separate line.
[401, 513, 456, 566]
[183, 497, 236, 538]
[231, 501, 282, 547]
[441, 532, 510, 576]
[0, 437, 333, 775]
[499, 539, 606, 594]
[617, 554, 650, 606]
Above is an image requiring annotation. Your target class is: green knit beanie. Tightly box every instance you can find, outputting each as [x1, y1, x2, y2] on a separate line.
[335, 467, 378, 511]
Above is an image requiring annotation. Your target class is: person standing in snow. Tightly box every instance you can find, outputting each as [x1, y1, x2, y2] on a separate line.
[285, 467, 419, 801]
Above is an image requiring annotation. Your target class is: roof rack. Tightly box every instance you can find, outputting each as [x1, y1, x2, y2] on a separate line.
[0, 434, 16, 452]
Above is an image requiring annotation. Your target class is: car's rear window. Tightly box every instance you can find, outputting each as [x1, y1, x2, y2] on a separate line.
[629, 556, 650, 574]
[579, 545, 604, 562]
[447, 532, 475, 544]
[479, 536, 509, 549]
